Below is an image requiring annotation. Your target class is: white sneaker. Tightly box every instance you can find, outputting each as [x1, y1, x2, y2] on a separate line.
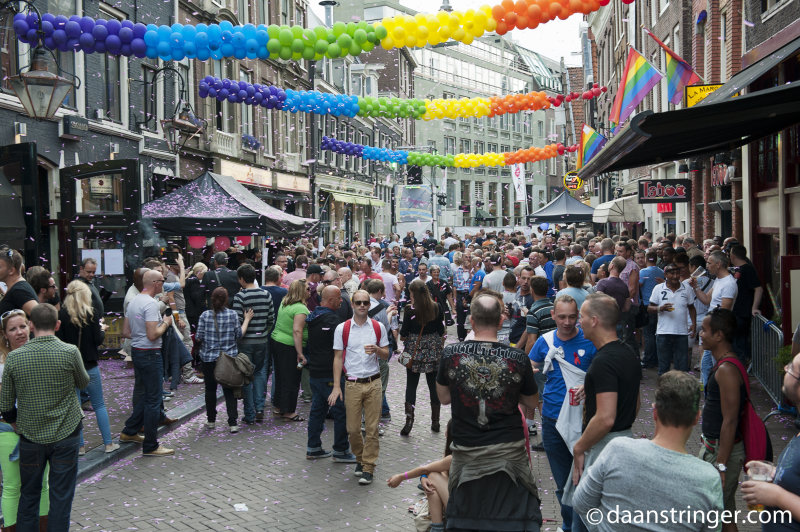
[184, 375, 204, 384]
[229, 424, 239, 433]
[205, 422, 216, 429]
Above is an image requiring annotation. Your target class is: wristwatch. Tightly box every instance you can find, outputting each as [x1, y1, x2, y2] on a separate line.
[716, 463, 727, 472]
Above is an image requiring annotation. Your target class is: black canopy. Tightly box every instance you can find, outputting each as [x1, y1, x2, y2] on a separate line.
[141, 171, 318, 238]
[577, 81, 800, 179]
[526, 190, 594, 224]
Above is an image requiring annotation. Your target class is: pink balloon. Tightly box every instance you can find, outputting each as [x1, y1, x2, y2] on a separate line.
[213, 236, 231, 252]
[187, 236, 206, 249]
[235, 236, 252, 247]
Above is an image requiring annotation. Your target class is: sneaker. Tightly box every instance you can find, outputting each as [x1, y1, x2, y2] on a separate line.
[104, 443, 120, 453]
[78, 446, 86, 456]
[255, 411, 264, 422]
[163, 395, 172, 402]
[306, 449, 333, 460]
[143, 445, 175, 457]
[229, 424, 239, 433]
[332, 452, 357, 463]
[358, 472, 373, 485]
[184, 375, 204, 384]
[354, 463, 363, 477]
[381, 412, 391, 422]
[162, 390, 175, 397]
[205, 422, 216, 429]
[119, 432, 144, 443]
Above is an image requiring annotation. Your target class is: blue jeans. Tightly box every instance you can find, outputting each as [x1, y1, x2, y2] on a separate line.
[701, 349, 714, 387]
[122, 348, 163, 453]
[18, 430, 81, 532]
[656, 334, 689, 375]
[542, 415, 580, 531]
[307, 376, 350, 454]
[642, 311, 658, 367]
[76, 365, 113, 445]
[239, 341, 268, 422]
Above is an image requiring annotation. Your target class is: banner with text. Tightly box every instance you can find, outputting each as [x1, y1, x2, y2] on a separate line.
[512, 164, 526, 202]
[638, 179, 692, 204]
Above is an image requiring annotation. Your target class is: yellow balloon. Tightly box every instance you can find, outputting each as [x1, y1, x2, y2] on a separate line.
[392, 26, 405, 40]
[439, 26, 451, 40]
[417, 25, 429, 40]
[452, 27, 466, 41]
[405, 35, 417, 48]
[381, 36, 394, 50]
[437, 11, 450, 24]
[448, 14, 460, 30]
[462, 33, 474, 45]
[415, 13, 427, 24]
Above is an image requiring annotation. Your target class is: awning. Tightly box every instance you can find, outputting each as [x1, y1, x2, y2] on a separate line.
[328, 191, 372, 206]
[370, 198, 385, 207]
[577, 81, 800, 179]
[475, 208, 496, 220]
[592, 195, 643, 223]
[527, 190, 594, 223]
[701, 35, 800, 105]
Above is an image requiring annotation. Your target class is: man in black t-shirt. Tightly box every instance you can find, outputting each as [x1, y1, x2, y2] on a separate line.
[437, 291, 542, 532]
[567, 292, 641, 528]
[203, 252, 240, 308]
[729, 245, 762, 364]
[0, 249, 38, 316]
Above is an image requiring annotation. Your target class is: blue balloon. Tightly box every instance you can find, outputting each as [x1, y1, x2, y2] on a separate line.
[170, 32, 183, 48]
[145, 46, 158, 58]
[210, 48, 223, 60]
[171, 23, 183, 33]
[232, 32, 246, 48]
[184, 42, 196, 57]
[539, 223, 549, 231]
[219, 20, 234, 33]
[221, 43, 235, 57]
[207, 24, 221, 41]
[157, 25, 171, 41]
[181, 25, 196, 40]
[196, 48, 211, 61]
[171, 47, 184, 60]
[220, 30, 233, 42]
[194, 31, 208, 48]
[144, 29, 159, 46]
[242, 24, 256, 38]
[156, 41, 170, 56]
[196, 23, 208, 34]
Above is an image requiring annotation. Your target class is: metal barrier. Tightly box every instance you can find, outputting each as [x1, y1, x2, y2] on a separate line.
[751, 314, 791, 420]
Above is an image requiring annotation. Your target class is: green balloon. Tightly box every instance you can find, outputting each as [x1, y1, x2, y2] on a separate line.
[332, 21, 346, 36]
[291, 38, 304, 53]
[313, 53, 324, 60]
[356, 21, 369, 31]
[354, 29, 368, 44]
[302, 46, 315, 60]
[267, 39, 281, 53]
[278, 29, 293, 46]
[374, 25, 388, 40]
[314, 39, 328, 55]
[346, 22, 357, 35]
[326, 43, 341, 58]
[291, 25, 303, 38]
[303, 28, 317, 43]
[279, 46, 292, 60]
[336, 34, 352, 49]
[292, 51, 302, 60]
[327, 32, 337, 44]
[362, 41, 374, 52]
[349, 42, 362, 56]
[314, 26, 328, 40]
[267, 25, 280, 38]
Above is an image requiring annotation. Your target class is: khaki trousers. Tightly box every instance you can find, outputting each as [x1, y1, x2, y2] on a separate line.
[344, 378, 382, 473]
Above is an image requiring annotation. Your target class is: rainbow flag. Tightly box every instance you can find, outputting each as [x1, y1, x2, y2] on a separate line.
[577, 123, 607, 169]
[609, 47, 663, 131]
[643, 28, 701, 105]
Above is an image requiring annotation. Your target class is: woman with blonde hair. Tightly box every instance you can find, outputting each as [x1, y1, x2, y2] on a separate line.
[0, 310, 50, 529]
[270, 279, 310, 422]
[399, 278, 445, 436]
[56, 280, 116, 454]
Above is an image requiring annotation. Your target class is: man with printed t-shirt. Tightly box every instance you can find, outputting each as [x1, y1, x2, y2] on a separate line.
[648, 264, 696, 375]
[329, 289, 389, 486]
[691, 251, 738, 386]
[529, 294, 597, 532]
[437, 291, 542, 531]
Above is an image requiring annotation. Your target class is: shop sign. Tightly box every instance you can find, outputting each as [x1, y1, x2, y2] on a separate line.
[220, 160, 271, 187]
[59, 115, 88, 140]
[275, 172, 310, 193]
[711, 164, 731, 187]
[638, 179, 691, 204]
[563, 171, 583, 191]
[685, 84, 723, 107]
[89, 176, 113, 195]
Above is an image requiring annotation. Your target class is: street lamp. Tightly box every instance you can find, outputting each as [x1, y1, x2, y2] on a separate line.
[3, 1, 80, 120]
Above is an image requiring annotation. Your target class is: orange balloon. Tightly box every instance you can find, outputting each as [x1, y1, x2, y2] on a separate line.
[492, 5, 506, 20]
[549, 2, 562, 19]
[495, 19, 509, 34]
[504, 11, 518, 27]
[558, 7, 571, 19]
[516, 14, 529, 27]
[527, 4, 542, 20]
[501, 0, 515, 11]
[514, 0, 528, 15]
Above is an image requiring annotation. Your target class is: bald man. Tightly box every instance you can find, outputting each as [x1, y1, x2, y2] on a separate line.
[305, 286, 356, 462]
[338, 267, 359, 298]
[119, 269, 175, 457]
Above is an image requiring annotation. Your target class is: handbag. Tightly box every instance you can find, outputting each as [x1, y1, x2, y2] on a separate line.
[398, 329, 424, 369]
[211, 312, 245, 388]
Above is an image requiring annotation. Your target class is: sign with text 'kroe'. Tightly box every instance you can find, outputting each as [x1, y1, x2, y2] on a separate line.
[637, 179, 692, 204]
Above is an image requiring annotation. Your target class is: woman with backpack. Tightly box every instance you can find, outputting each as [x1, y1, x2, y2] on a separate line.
[399, 278, 445, 436]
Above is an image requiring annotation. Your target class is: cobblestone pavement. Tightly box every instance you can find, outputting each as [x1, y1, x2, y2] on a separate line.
[70, 338, 799, 532]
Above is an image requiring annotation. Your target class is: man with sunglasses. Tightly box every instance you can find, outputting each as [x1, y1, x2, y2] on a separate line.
[119, 270, 174, 457]
[329, 289, 390, 486]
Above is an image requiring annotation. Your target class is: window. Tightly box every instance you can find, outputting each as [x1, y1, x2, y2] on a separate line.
[262, 108, 274, 155]
[351, 74, 362, 97]
[237, 0, 249, 24]
[488, 142, 498, 153]
[538, 121, 544, 137]
[141, 62, 160, 131]
[240, 69, 253, 138]
[57, 50, 77, 109]
[295, 6, 303, 27]
[442, 91, 454, 100]
[444, 137, 456, 155]
[281, 0, 289, 25]
[672, 25, 680, 57]
[260, 0, 270, 24]
[720, 13, 728, 81]
[75, 175, 124, 213]
[102, 54, 121, 121]
[459, 139, 471, 154]
[213, 60, 234, 132]
[500, 144, 510, 154]
[660, 0, 669, 13]
[474, 141, 484, 154]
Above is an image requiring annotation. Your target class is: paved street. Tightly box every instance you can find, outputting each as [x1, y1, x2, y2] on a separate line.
[70, 340, 799, 532]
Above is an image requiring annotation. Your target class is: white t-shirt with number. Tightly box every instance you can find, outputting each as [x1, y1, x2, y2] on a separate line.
[650, 282, 696, 335]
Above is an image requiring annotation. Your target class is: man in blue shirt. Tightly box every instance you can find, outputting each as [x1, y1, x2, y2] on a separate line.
[590, 238, 615, 282]
[638, 251, 664, 369]
[428, 245, 452, 283]
[529, 294, 597, 532]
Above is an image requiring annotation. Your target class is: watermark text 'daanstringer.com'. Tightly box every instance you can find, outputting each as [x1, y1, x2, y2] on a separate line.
[584, 506, 792, 528]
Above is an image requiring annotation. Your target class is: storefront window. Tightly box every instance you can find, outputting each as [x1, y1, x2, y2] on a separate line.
[752, 133, 779, 191]
[76, 229, 128, 313]
[75, 175, 124, 213]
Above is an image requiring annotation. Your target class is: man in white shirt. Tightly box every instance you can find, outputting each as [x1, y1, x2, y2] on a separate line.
[690, 251, 738, 385]
[648, 264, 696, 375]
[481, 254, 507, 292]
[329, 289, 390, 486]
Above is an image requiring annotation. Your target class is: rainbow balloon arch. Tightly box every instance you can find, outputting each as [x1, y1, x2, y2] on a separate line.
[12, 0, 629, 62]
[321, 136, 578, 168]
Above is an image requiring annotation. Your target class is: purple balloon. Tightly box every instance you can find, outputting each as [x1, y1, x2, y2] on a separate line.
[133, 23, 147, 39]
[121, 20, 134, 29]
[92, 23, 108, 41]
[65, 20, 81, 38]
[238, 90, 247, 100]
[52, 29, 67, 45]
[44, 37, 55, 49]
[253, 92, 263, 104]
[119, 27, 133, 43]
[95, 40, 106, 53]
[207, 87, 217, 97]
[54, 15, 68, 29]
[131, 38, 147, 57]
[42, 13, 55, 24]
[105, 34, 121, 54]
[78, 33, 95, 49]
[218, 88, 229, 100]
[106, 19, 121, 35]
[227, 93, 238, 103]
[13, 19, 28, 36]
[80, 17, 94, 33]
[27, 13, 39, 27]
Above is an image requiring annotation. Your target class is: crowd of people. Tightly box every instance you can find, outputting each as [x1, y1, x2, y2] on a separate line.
[0, 224, 798, 531]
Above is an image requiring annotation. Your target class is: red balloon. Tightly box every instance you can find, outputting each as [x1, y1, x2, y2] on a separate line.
[582, 91, 593, 99]
[557, 145, 566, 155]
[187, 236, 206, 249]
[236, 236, 252, 247]
[213, 236, 231, 252]
[601, 86, 608, 92]
[592, 87, 602, 96]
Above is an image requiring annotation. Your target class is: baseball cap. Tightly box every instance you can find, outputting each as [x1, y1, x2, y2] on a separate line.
[307, 264, 323, 275]
[507, 256, 520, 267]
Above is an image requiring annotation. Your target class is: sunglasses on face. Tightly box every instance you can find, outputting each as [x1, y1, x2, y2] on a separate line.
[353, 300, 370, 306]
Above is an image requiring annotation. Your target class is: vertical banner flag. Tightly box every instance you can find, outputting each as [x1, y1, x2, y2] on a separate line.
[609, 46, 663, 131]
[577, 124, 608, 170]
[512, 163, 526, 202]
[643, 27, 702, 105]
